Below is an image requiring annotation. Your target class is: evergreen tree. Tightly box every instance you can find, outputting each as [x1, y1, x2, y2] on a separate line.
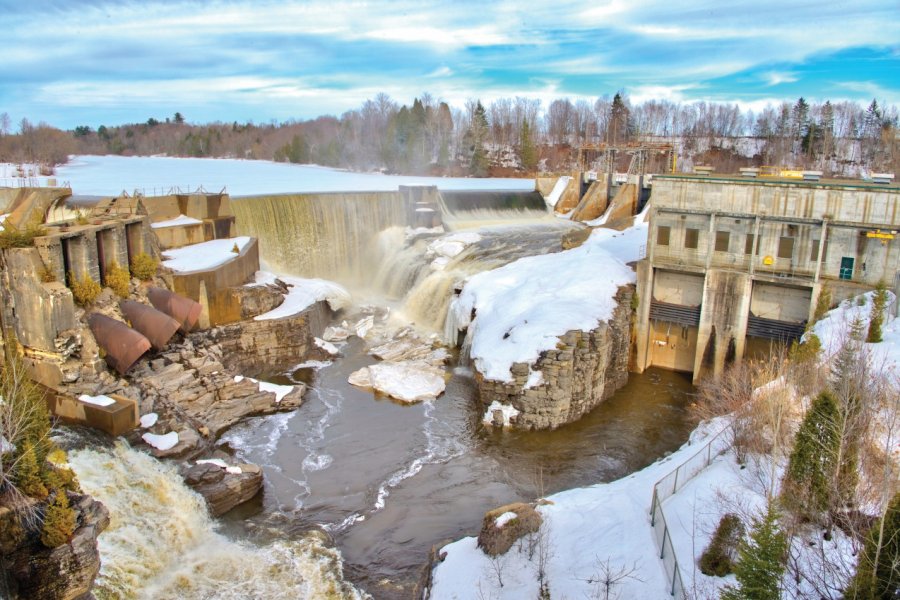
[783, 390, 842, 518]
[867, 281, 889, 343]
[609, 92, 630, 144]
[845, 491, 900, 600]
[15, 442, 48, 499]
[40, 490, 76, 548]
[721, 503, 789, 600]
[467, 101, 490, 176]
[518, 117, 538, 171]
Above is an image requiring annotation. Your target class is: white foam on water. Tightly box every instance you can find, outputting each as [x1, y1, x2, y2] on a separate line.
[68, 442, 369, 600]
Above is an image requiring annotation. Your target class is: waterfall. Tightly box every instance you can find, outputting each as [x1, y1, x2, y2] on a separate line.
[232, 192, 410, 281]
[68, 443, 368, 600]
[438, 190, 553, 230]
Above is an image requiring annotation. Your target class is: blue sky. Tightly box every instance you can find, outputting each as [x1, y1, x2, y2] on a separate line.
[1, 0, 898, 129]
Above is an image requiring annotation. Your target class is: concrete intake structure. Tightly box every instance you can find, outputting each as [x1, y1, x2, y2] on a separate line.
[634, 173, 900, 382]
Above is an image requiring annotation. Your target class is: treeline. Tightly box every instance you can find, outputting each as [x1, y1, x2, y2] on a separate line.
[0, 92, 897, 176]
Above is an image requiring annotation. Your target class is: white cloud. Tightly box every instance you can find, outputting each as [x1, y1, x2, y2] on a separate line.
[762, 71, 799, 87]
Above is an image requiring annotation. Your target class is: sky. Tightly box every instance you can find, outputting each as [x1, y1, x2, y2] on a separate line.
[1, 0, 898, 130]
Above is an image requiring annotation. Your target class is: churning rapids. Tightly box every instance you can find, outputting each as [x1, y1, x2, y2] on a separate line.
[62, 188, 695, 599]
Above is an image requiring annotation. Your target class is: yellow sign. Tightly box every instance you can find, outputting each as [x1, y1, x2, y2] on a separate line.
[762, 256, 774, 265]
[866, 231, 895, 240]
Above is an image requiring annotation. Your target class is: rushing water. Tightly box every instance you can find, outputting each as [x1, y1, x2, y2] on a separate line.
[217, 339, 695, 598]
[63, 187, 695, 599]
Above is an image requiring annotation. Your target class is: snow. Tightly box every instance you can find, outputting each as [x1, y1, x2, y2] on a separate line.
[55, 155, 535, 197]
[348, 362, 446, 403]
[225, 466, 243, 475]
[142, 431, 179, 451]
[810, 290, 899, 373]
[494, 511, 518, 528]
[354, 315, 374, 339]
[543, 176, 571, 208]
[233, 375, 295, 403]
[433, 288, 900, 599]
[251, 272, 351, 319]
[430, 423, 726, 600]
[161, 237, 251, 272]
[0, 435, 14, 455]
[292, 360, 332, 370]
[481, 401, 520, 427]
[0, 214, 8, 224]
[196, 458, 228, 469]
[78, 393, 116, 407]
[151, 214, 203, 229]
[449, 226, 637, 383]
[427, 231, 482, 259]
[139, 413, 158, 428]
[314, 337, 340, 355]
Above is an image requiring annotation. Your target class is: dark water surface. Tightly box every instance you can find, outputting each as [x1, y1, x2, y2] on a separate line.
[220, 338, 694, 598]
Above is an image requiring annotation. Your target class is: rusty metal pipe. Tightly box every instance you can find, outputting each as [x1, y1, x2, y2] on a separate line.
[119, 300, 182, 351]
[87, 313, 151, 375]
[146, 287, 202, 333]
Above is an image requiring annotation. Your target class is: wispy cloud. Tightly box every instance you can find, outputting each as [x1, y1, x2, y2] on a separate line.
[0, 0, 896, 128]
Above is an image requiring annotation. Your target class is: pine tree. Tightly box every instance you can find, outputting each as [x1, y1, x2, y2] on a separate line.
[40, 490, 77, 548]
[468, 101, 490, 176]
[867, 281, 889, 343]
[783, 391, 842, 518]
[844, 491, 900, 600]
[518, 118, 538, 172]
[721, 503, 789, 600]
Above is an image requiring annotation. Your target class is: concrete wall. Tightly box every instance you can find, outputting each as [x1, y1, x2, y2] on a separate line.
[163, 238, 260, 327]
[141, 193, 232, 222]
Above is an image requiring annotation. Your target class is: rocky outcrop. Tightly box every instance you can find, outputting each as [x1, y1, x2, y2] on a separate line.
[2, 493, 109, 600]
[476, 285, 634, 430]
[476, 502, 543, 557]
[182, 461, 263, 516]
[203, 300, 332, 374]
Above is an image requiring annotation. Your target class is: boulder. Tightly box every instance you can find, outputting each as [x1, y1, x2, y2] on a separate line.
[476, 502, 542, 557]
[182, 461, 263, 517]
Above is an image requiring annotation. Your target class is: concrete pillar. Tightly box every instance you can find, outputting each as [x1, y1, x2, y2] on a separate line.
[692, 269, 752, 383]
[633, 261, 655, 373]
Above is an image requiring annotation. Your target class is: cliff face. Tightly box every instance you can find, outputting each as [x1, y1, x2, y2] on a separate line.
[476, 285, 634, 430]
[1, 493, 109, 600]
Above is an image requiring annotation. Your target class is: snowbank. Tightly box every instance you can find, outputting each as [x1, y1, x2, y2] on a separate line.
[449, 227, 636, 383]
[481, 401, 520, 427]
[543, 176, 571, 208]
[161, 237, 251, 272]
[810, 290, 899, 372]
[251, 271, 351, 319]
[78, 393, 116, 407]
[151, 214, 203, 229]
[139, 413, 158, 428]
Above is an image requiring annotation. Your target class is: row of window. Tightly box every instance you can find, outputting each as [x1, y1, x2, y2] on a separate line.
[656, 225, 827, 262]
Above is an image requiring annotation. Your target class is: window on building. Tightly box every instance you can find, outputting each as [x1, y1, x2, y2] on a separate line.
[715, 231, 730, 252]
[744, 233, 758, 255]
[810, 239, 829, 262]
[657, 225, 671, 246]
[684, 228, 699, 249]
[778, 236, 794, 259]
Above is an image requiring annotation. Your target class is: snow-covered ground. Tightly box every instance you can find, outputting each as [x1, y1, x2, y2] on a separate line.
[160, 236, 252, 272]
[151, 214, 202, 229]
[431, 285, 900, 600]
[54, 155, 535, 197]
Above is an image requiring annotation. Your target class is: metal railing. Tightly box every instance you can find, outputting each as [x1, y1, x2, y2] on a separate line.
[0, 177, 70, 189]
[649, 427, 729, 598]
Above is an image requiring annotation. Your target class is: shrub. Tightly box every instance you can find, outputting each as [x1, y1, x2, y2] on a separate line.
[845, 491, 900, 600]
[130, 252, 158, 281]
[0, 221, 47, 249]
[231, 242, 240, 253]
[40, 490, 77, 548]
[867, 281, 889, 343]
[68, 271, 101, 306]
[41, 462, 81, 494]
[699, 513, 744, 576]
[15, 442, 48, 499]
[721, 503, 788, 600]
[812, 285, 832, 322]
[38, 265, 56, 283]
[105, 261, 131, 298]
